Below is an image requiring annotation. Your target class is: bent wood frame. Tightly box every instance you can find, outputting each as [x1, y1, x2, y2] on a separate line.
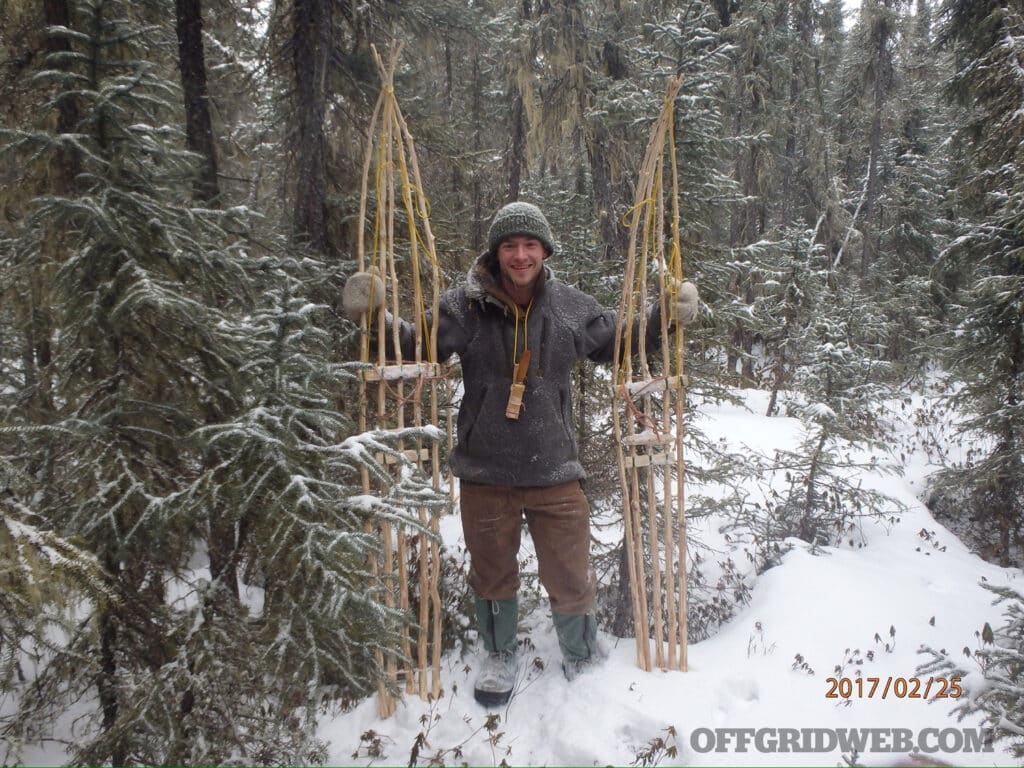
[356, 42, 448, 718]
[612, 75, 689, 674]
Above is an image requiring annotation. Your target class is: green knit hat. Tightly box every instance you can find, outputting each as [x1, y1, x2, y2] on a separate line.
[486, 201, 555, 258]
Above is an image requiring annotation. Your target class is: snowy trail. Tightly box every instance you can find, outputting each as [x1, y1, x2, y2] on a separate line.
[320, 389, 1020, 767]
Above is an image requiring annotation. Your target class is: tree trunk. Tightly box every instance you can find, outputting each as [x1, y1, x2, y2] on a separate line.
[292, 0, 331, 256]
[587, 122, 629, 261]
[43, 0, 80, 191]
[470, 45, 485, 256]
[611, 536, 634, 638]
[173, 9, 237, 750]
[730, 140, 762, 385]
[859, 0, 895, 279]
[174, 0, 239, 600]
[507, 85, 526, 202]
[781, 0, 814, 226]
[97, 555, 125, 767]
[28, 0, 77, 418]
[505, 0, 532, 206]
[175, 0, 220, 204]
[859, 103, 883, 279]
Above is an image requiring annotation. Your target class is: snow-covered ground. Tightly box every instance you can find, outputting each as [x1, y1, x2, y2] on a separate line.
[319, 386, 1019, 767]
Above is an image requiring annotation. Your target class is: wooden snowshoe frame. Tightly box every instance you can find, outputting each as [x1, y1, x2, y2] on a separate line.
[612, 75, 689, 673]
[356, 42, 449, 717]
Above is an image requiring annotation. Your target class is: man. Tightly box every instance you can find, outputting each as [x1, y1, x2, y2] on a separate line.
[343, 201, 698, 706]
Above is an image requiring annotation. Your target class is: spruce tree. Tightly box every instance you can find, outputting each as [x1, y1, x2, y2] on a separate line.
[872, 0, 948, 370]
[0, 0, 446, 761]
[919, 583, 1024, 757]
[734, 286, 904, 573]
[929, 0, 1024, 564]
[0, 0, 251, 760]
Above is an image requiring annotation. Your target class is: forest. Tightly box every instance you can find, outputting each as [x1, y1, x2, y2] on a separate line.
[1, 0, 1023, 764]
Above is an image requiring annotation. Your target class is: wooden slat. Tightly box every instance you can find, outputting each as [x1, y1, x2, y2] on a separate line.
[625, 451, 677, 468]
[625, 374, 687, 396]
[362, 362, 441, 382]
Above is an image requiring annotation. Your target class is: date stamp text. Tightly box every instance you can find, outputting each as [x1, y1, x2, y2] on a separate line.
[825, 676, 963, 700]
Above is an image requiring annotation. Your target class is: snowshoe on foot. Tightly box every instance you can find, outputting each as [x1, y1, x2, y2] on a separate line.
[474, 649, 519, 706]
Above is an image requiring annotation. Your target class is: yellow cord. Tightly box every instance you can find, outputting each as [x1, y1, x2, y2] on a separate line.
[512, 298, 534, 370]
[621, 196, 656, 229]
[367, 84, 444, 362]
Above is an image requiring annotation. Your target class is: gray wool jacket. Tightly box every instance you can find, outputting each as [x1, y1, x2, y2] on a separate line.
[398, 253, 665, 487]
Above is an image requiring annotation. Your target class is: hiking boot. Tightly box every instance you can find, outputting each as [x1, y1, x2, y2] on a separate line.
[474, 648, 519, 706]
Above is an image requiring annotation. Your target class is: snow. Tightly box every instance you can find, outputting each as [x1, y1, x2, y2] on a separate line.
[7, 384, 1018, 766]
[318, 385, 1020, 767]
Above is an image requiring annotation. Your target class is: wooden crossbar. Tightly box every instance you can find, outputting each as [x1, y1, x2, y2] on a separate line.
[362, 362, 442, 382]
[625, 375, 687, 396]
[625, 451, 677, 468]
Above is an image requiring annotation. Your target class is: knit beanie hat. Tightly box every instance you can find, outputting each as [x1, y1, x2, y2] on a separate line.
[486, 201, 555, 257]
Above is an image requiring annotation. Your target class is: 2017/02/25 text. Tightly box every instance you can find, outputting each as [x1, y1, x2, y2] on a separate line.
[825, 676, 963, 700]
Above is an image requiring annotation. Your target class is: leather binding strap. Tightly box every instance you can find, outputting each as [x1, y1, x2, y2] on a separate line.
[505, 349, 531, 419]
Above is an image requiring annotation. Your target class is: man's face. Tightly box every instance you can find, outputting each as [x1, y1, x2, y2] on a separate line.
[496, 235, 545, 295]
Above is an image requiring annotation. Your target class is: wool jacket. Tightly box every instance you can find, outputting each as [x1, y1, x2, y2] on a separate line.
[398, 252, 665, 487]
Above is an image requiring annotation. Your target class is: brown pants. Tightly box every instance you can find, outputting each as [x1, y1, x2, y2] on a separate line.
[459, 480, 596, 615]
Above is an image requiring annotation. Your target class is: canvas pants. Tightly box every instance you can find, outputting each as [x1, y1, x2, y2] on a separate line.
[460, 480, 596, 616]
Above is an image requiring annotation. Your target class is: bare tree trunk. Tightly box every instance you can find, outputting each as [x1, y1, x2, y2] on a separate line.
[505, 0, 532, 204]
[507, 85, 526, 202]
[584, 30, 631, 261]
[175, 0, 219, 204]
[292, 0, 331, 256]
[611, 537, 634, 637]
[470, 46, 485, 255]
[587, 123, 629, 261]
[28, 0, 78, 419]
[97, 556, 126, 767]
[859, 0, 895, 279]
[43, 0, 80, 192]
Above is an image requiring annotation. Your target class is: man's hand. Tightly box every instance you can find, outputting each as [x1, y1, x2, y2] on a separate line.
[342, 270, 384, 321]
[670, 279, 700, 325]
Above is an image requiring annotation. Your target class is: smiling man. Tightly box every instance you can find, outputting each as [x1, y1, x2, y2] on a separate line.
[496, 232, 545, 299]
[343, 201, 699, 707]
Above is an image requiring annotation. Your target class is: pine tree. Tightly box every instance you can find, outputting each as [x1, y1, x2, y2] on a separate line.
[878, 0, 947, 369]
[0, 0, 251, 760]
[1, 0, 446, 761]
[90, 265, 447, 765]
[721, 0, 790, 384]
[919, 583, 1024, 756]
[928, 0, 1024, 564]
[758, 227, 824, 417]
[738, 290, 904, 572]
[0, 460, 113, 759]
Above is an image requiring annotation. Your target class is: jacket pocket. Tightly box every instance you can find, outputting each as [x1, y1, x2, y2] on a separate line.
[559, 386, 575, 447]
[461, 383, 488, 449]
